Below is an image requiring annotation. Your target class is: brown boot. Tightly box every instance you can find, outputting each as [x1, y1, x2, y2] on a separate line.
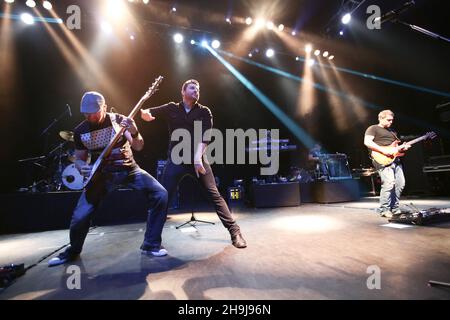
[231, 232, 247, 248]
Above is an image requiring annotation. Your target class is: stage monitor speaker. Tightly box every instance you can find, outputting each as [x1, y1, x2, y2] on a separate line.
[299, 182, 313, 203]
[312, 179, 359, 203]
[251, 182, 300, 208]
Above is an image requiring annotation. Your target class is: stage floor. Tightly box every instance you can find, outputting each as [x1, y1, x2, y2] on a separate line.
[1, 197, 449, 300]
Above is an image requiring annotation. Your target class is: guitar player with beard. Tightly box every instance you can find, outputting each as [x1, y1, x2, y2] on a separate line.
[364, 109, 411, 218]
[48, 88, 169, 267]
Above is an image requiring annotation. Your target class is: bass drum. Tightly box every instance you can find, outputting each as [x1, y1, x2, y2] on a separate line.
[62, 164, 84, 190]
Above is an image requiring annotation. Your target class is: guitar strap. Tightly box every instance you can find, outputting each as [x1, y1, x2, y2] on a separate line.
[108, 112, 121, 134]
[388, 128, 400, 142]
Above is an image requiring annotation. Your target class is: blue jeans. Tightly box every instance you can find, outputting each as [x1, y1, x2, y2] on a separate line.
[378, 162, 405, 212]
[68, 167, 168, 254]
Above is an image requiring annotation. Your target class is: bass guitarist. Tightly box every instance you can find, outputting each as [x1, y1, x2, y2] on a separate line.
[48, 91, 169, 267]
[364, 109, 410, 218]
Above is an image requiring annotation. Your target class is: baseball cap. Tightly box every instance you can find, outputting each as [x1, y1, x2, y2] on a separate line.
[80, 91, 105, 113]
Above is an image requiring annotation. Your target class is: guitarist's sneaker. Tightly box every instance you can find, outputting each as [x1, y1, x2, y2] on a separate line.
[379, 210, 393, 218]
[48, 247, 79, 267]
[391, 208, 402, 215]
[141, 245, 168, 257]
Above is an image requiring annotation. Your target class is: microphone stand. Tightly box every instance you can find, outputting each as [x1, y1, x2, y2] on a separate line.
[39, 106, 71, 153]
[395, 19, 450, 43]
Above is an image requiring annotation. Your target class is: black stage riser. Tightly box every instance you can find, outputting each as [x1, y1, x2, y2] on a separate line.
[1, 190, 149, 234]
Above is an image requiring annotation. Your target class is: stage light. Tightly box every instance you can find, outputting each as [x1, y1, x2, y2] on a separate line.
[26, 0, 36, 8]
[295, 56, 299, 61]
[323, 51, 329, 57]
[143, 0, 149, 4]
[341, 13, 351, 24]
[314, 49, 320, 56]
[100, 21, 112, 34]
[225, 18, 231, 24]
[171, 7, 176, 12]
[20, 13, 34, 25]
[190, 39, 195, 45]
[265, 48, 274, 58]
[307, 59, 315, 67]
[291, 31, 296, 36]
[173, 33, 183, 44]
[248, 53, 252, 58]
[5, 0, 14, 3]
[278, 24, 284, 31]
[130, 35, 135, 40]
[328, 55, 334, 60]
[305, 44, 312, 53]
[201, 40, 208, 47]
[339, 30, 344, 36]
[255, 18, 265, 29]
[211, 39, 220, 49]
[107, 0, 128, 18]
[245, 17, 252, 25]
[266, 21, 274, 30]
[43, 1, 52, 10]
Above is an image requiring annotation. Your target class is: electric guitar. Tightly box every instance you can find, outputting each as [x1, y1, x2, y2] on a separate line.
[83, 76, 164, 188]
[371, 131, 437, 167]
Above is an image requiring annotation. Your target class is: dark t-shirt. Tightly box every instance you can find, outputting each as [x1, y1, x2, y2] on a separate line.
[74, 113, 137, 172]
[150, 101, 213, 161]
[365, 125, 400, 169]
[365, 125, 398, 146]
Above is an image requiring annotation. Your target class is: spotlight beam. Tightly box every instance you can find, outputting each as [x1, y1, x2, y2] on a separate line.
[219, 50, 450, 138]
[0, 13, 60, 24]
[319, 63, 450, 99]
[219, 50, 377, 111]
[45, 9, 127, 106]
[227, 45, 450, 99]
[205, 45, 316, 148]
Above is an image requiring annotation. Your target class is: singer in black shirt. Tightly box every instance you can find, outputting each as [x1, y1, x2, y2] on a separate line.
[141, 79, 247, 248]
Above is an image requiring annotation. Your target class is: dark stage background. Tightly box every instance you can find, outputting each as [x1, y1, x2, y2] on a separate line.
[1, 0, 449, 194]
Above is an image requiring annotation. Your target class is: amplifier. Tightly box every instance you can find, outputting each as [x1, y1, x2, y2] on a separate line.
[423, 155, 450, 173]
[423, 164, 450, 173]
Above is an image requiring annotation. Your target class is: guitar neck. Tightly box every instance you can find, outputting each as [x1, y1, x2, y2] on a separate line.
[405, 135, 427, 146]
[127, 96, 147, 120]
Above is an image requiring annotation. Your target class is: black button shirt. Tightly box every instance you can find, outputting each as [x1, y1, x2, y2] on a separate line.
[150, 102, 213, 160]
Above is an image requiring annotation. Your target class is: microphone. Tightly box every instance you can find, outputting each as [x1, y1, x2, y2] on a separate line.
[374, 1, 415, 24]
[66, 104, 72, 117]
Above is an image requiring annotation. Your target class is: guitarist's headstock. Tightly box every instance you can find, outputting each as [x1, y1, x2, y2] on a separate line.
[426, 131, 437, 140]
[143, 76, 164, 100]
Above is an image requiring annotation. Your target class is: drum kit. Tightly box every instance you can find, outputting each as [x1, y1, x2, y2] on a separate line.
[19, 130, 87, 192]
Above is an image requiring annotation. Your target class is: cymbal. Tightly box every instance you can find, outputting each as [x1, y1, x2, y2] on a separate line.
[59, 131, 74, 142]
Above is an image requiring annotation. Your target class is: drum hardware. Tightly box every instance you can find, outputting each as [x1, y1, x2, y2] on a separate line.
[18, 128, 83, 192]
